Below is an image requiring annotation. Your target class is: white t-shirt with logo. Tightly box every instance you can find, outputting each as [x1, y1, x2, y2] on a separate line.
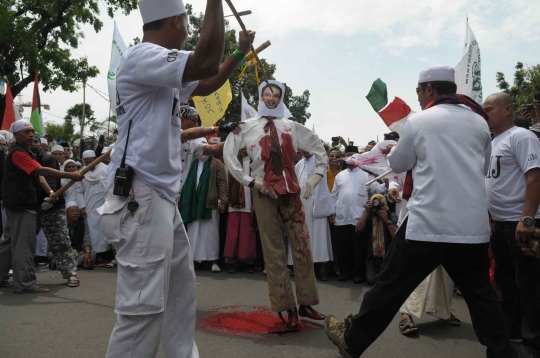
[106, 42, 199, 203]
[486, 126, 540, 221]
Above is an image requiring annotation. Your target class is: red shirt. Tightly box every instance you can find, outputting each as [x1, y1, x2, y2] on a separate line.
[12, 151, 41, 175]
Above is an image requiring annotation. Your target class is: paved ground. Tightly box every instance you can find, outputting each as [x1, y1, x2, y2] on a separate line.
[0, 267, 517, 358]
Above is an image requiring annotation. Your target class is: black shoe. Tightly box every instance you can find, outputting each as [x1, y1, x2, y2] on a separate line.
[353, 277, 365, 284]
[245, 265, 254, 273]
[228, 265, 237, 274]
[320, 271, 329, 281]
[338, 275, 351, 282]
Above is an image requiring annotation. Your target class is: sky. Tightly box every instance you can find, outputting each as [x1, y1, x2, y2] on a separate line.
[15, 0, 540, 148]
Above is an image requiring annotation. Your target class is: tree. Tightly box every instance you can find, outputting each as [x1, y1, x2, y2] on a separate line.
[496, 62, 540, 115]
[0, 0, 138, 127]
[65, 103, 97, 136]
[185, 4, 311, 125]
[45, 120, 79, 145]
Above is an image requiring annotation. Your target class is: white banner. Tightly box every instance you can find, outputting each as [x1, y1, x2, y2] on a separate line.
[354, 140, 406, 186]
[455, 20, 483, 104]
[107, 22, 127, 116]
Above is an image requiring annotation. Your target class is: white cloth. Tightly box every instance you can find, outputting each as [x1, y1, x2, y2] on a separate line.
[228, 157, 252, 214]
[138, 0, 186, 24]
[387, 104, 492, 244]
[35, 230, 48, 257]
[82, 150, 95, 159]
[486, 126, 540, 221]
[400, 265, 454, 320]
[106, 42, 199, 203]
[10, 120, 32, 133]
[287, 156, 333, 264]
[187, 161, 219, 261]
[63, 180, 85, 209]
[180, 138, 208, 192]
[419, 65, 455, 83]
[80, 163, 108, 253]
[331, 167, 371, 226]
[100, 177, 199, 358]
[51, 145, 64, 154]
[224, 117, 328, 188]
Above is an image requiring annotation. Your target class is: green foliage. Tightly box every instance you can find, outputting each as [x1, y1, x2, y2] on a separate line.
[0, 0, 138, 99]
[45, 119, 79, 145]
[65, 103, 98, 137]
[496, 62, 540, 115]
[184, 4, 311, 125]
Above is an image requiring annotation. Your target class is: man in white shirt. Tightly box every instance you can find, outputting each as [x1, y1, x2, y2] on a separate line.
[483, 92, 540, 356]
[99, 0, 253, 357]
[330, 155, 373, 284]
[179, 106, 225, 192]
[224, 80, 327, 332]
[326, 65, 515, 358]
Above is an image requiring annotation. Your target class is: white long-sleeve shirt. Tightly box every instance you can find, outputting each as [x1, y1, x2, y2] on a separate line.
[331, 167, 371, 226]
[387, 104, 492, 244]
[224, 117, 327, 193]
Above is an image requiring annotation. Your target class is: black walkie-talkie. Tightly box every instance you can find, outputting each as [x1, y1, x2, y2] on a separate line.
[113, 119, 134, 197]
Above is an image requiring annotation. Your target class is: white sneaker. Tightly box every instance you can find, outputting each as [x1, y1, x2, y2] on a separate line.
[211, 264, 221, 273]
[8, 269, 13, 276]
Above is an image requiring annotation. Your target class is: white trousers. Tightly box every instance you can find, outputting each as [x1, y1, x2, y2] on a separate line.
[101, 178, 199, 358]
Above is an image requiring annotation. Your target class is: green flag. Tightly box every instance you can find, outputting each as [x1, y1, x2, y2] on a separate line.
[366, 78, 388, 112]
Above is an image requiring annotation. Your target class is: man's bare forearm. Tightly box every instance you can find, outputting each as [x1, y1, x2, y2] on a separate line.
[203, 142, 224, 156]
[522, 168, 540, 217]
[191, 55, 239, 97]
[181, 127, 217, 141]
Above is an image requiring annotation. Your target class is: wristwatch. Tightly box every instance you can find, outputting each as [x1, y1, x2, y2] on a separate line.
[520, 216, 536, 227]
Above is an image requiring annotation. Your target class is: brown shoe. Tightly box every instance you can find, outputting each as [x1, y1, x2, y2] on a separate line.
[299, 305, 326, 320]
[278, 307, 300, 331]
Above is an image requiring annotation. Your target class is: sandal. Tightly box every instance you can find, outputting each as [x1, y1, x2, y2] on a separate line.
[105, 259, 117, 268]
[67, 275, 80, 287]
[0, 279, 13, 287]
[399, 316, 418, 335]
[444, 314, 461, 326]
[15, 284, 49, 294]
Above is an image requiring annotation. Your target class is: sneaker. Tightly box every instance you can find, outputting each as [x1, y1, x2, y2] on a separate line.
[263, 269, 267, 275]
[325, 315, 356, 358]
[509, 338, 522, 344]
[8, 269, 13, 277]
[211, 264, 221, 273]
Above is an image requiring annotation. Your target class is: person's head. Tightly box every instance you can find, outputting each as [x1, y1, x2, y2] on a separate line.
[416, 65, 457, 109]
[483, 92, 514, 135]
[344, 154, 360, 170]
[180, 106, 200, 130]
[384, 131, 400, 142]
[64, 147, 71, 158]
[529, 123, 540, 140]
[323, 143, 330, 155]
[65, 201, 80, 222]
[40, 138, 49, 154]
[10, 121, 35, 148]
[344, 145, 359, 158]
[261, 84, 283, 110]
[139, 0, 189, 50]
[82, 150, 96, 167]
[63, 160, 78, 173]
[365, 140, 377, 152]
[328, 149, 342, 167]
[514, 116, 531, 129]
[300, 149, 313, 159]
[0, 136, 6, 151]
[369, 193, 389, 216]
[51, 145, 66, 164]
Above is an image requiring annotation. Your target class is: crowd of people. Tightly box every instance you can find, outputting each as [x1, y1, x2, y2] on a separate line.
[1, 0, 540, 357]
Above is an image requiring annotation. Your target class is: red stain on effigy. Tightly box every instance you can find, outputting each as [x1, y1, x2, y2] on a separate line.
[198, 305, 319, 336]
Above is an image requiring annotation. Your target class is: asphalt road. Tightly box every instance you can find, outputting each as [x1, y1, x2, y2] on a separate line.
[0, 267, 521, 358]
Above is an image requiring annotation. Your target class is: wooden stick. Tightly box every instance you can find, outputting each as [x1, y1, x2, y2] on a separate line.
[365, 169, 392, 186]
[245, 40, 271, 62]
[45, 148, 113, 205]
[224, 0, 272, 89]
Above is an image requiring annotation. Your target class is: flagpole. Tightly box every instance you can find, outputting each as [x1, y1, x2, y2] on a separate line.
[80, 80, 86, 156]
[108, 107, 112, 140]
